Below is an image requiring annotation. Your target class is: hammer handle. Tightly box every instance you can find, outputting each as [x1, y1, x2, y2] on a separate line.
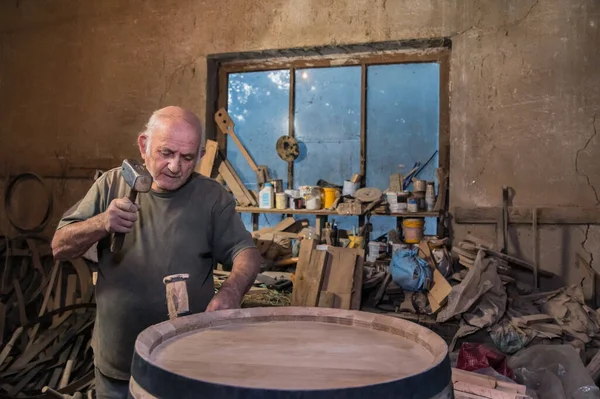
[110, 189, 139, 253]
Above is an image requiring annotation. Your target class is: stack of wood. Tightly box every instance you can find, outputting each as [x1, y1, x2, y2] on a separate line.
[291, 239, 364, 309]
[0, 236, 96, 398]
[452, 368, 531, 399]
[451, 234, 553, 290]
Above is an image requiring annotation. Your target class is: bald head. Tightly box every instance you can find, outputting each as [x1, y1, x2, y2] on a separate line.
[141, 106, 204, 157]
[137, 106, 205, 192]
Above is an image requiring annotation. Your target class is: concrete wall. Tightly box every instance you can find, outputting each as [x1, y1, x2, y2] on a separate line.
[0, 0, 598, 285]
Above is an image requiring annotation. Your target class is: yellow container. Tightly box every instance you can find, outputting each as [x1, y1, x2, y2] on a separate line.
[323, 187, 339, 209]
[402, 218, 425, 244]
[348, 235, 364, 249]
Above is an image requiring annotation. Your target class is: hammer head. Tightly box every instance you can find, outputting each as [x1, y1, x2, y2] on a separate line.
[121, 159, 152, 192]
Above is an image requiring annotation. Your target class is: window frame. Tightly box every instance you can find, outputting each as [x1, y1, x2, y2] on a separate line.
[213, 47, 450, 202]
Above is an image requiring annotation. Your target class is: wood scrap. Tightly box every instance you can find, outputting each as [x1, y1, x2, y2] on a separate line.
[452, 368, 529, 399]
[0, 236, 96, 398]
[318, 291, 336, 308]
[320, 247, 358, 309]
[196, 139, 218, 177]
[291, 239, 318, 306]
[218, 159, 256, 207]
[292, 247, 328, 307]
[419, 241, 451, 311]
[273, 257, 299, 267]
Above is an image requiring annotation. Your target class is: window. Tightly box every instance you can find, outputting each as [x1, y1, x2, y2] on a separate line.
[212, 43, 450, 238]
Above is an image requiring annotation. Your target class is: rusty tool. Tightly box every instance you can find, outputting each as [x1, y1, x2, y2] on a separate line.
[110, 159, 153, 253]
[163, 274, 191, 320]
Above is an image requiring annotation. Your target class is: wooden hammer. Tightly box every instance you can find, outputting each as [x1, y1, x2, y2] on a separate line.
[163, 274, 191, 319]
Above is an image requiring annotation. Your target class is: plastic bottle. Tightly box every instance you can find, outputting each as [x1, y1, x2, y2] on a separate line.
[259, 183, 274, 209]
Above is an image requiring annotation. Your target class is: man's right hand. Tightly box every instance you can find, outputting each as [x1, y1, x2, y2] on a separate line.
[104, 197, 140, 233]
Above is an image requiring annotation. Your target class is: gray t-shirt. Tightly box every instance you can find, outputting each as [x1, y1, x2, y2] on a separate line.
[57, 168, 255, 380]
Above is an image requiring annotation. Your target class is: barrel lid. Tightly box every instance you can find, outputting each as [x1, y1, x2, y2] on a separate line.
[132, 307, 451, 399]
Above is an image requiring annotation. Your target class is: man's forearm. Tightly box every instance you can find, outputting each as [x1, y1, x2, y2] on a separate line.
[217, 248, 261, 302]
[51, 213, 108, 261]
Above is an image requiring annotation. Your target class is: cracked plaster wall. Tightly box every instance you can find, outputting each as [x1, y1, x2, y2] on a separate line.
[0, 0, 598, 285]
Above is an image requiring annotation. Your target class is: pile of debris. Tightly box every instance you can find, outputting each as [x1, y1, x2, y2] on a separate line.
[0, 236, 96, 398]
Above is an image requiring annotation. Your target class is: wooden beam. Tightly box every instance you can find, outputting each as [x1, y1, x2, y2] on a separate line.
[454, 206, 600, 225]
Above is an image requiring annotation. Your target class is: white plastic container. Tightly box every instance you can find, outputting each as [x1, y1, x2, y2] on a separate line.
[259, 183, 274, 209]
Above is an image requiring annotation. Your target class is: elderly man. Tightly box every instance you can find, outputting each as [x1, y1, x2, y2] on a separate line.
[51, 106, 261, 399]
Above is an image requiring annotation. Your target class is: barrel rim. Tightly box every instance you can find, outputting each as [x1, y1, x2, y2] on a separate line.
[132, 306, 449, 394]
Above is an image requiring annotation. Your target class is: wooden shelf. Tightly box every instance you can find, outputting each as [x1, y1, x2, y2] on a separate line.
[235, 207, 440, 218]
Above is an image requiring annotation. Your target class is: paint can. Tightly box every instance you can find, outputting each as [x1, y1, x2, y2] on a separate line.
[367, 241, 385, 262]
[275, 193, 287, 210]
[343, 180, 360, 196]
[402, 218, 425, 244]
[323, 188, 339, 209]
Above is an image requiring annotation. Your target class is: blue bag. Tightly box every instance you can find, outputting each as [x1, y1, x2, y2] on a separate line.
[390, 248, 433, 292]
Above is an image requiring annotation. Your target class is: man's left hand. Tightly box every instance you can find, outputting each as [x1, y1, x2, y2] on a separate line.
[205, 289, 241, 312]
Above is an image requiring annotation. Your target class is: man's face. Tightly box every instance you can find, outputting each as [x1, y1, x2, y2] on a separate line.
[138, 118, 200, 192]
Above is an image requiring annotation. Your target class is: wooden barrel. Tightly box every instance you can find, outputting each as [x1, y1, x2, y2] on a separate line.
[129, 307, 453, 399]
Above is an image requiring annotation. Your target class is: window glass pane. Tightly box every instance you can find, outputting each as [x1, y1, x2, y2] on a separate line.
[227, 70, 290, 192]
[294, 66, 361, 233]
[366, 63, 440, 237]
[294, 67, 361, 187]
[228, 70, 290, 231]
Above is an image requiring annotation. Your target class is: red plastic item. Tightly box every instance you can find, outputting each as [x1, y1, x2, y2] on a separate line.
[456, 342, 515, 379]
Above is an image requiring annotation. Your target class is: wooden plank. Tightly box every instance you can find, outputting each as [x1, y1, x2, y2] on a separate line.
[452, 247, 477, 260]
[8, 365, 44, 397]
[455, 206, 600, 225]
[51, 267, 63, 327]
[59, 335, 84, 388]
[478, 247, 554, 277]
[350, 249, 365, 310]
[0, 327, 22, 368]
[465, 234, 496, 250]
[236, 206, 439, 217]
[291, 240, 318, 306]
[273, 257, 299, 267]
[318, 291, 336, 308]
[218, 161, 253, 207]
[433, 167, 448, 211]
[9, 326, 64, 371]
[197, 139, 218, 177]
[322, 247, 358, 310]
[53, 274, 77, 326]
[292, 249, 328, 307]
